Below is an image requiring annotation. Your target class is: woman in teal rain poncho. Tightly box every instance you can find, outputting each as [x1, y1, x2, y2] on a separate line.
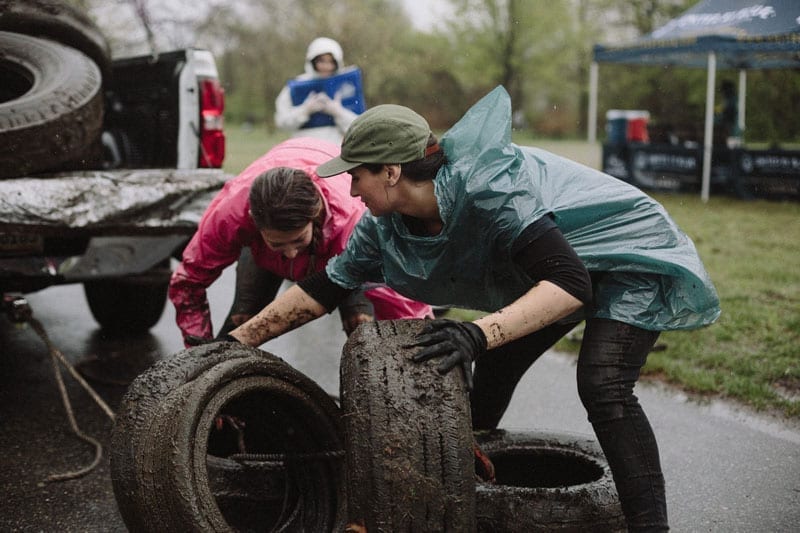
[223, 87, 720, 532]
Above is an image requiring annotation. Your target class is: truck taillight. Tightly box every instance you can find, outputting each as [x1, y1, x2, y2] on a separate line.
[199, 78, 225, 168]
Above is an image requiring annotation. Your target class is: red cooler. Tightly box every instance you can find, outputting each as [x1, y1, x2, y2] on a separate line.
[626, 110, 650, 143]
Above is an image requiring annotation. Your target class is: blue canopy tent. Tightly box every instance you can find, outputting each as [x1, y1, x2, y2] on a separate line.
[588, 0, 800, 201]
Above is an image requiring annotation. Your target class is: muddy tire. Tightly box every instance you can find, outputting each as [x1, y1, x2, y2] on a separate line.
[111, 344, 238, 533]
[84, 263, 170, 335]
[340, 319, 476, 532]
[0, 32, 103, 178]
[110, 343, 346, 532]
[474, 430, 626, 532]
[0, 0, 111, 77]
[132, 382, 197, 532]
[162, 355, 346, 532]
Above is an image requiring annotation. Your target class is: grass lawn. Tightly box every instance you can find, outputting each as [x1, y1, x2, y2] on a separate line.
[222, 126, 800, 418]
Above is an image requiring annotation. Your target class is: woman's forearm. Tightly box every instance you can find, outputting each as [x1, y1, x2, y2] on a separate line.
[474, 280, 583, 350]
[228, 284, 327, 346]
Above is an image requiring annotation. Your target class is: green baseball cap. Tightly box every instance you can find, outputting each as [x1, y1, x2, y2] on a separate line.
[317, 104, 431, 177]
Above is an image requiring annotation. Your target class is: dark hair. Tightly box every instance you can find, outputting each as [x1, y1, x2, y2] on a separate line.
[361, 134, 446, 182]
[249, 167, 324, 273]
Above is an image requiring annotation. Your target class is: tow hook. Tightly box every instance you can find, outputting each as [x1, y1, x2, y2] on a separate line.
[2, 293, 32, 323]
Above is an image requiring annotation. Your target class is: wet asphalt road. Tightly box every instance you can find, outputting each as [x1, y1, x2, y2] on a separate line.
[1, 264, 799, 532]
[0, 264, 345, 532]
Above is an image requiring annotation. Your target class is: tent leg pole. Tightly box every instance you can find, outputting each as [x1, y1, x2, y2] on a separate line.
[701, 52, 716, 203]
[588, 61, 598, 144]
[738, 69, 747, 136]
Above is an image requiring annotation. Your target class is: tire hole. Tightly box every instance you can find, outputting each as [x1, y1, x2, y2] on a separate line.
[204, 386, 341, 531]
[489, 449, 604, 488]
[0, 59, 33, 103]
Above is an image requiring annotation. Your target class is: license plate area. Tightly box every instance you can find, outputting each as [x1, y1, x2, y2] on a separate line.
[0, 233, 44, 256]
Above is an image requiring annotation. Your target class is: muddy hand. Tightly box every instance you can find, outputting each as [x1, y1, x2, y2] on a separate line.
[184, 333, 240, 347]
[405, 319, 487, 390]
[342, 312, 374, 336]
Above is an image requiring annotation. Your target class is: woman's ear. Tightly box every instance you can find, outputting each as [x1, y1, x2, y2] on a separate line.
[385, 164, 402, 186]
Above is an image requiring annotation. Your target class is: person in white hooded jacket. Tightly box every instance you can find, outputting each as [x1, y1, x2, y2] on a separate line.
[274, 37, 359, 144]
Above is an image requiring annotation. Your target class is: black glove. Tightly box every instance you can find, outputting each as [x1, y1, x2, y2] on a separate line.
[405, 319, 487, 390]
[184, 333, 240, 346]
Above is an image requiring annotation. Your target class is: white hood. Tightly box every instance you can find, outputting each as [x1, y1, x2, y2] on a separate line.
[304, 37, 344, 77]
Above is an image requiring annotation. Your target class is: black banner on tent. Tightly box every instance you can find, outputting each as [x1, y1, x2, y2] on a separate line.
[602, 143, 800, 200]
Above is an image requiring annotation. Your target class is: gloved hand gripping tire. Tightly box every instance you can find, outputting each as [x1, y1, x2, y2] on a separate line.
[405, 319, 487, 390]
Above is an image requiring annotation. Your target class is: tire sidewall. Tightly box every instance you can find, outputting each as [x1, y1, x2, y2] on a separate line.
[0, 0, 111, 77]
[111, 344, 255, 530]
[166, 356, 346, 532]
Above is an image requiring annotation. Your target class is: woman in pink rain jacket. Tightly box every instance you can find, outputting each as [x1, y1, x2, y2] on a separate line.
[169, 137, 431, 346]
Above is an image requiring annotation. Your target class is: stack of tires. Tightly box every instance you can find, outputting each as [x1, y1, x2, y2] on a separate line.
[340, 320, 626, 533]
[112, 321, 626, 532]
[0, 0, 109, 178]
[0, 1, 177, 335]
[110, 343, 347, 532]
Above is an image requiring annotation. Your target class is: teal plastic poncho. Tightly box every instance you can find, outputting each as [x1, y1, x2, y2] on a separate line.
[327, 86, 720, 331]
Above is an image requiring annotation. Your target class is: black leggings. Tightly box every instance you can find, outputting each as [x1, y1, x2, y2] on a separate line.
[471, 318, 668, 532]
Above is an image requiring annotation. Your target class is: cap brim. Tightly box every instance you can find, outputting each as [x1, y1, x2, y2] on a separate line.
[316, 156, 361, 178]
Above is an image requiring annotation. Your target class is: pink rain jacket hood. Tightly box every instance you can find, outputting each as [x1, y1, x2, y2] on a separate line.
[169, 137, 431, 340]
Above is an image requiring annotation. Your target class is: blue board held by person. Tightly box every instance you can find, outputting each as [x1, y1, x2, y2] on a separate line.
[275, 37, 364, 144]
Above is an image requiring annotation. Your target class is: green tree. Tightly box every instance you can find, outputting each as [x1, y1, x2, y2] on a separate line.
[614, 0, 689, 34]
[438, 0, 586, 136]
[744, 70, 800, 144]
[73, 0, 799, 142]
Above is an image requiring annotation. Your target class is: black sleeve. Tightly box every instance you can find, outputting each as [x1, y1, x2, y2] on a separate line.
[511, 219, 593, 305]
[338, 288, 375, 317]
[297, 269, 354, 313]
